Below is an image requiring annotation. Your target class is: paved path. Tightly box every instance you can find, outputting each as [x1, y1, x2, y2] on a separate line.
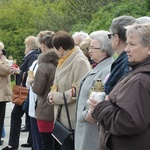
[1, 102, 31, 150]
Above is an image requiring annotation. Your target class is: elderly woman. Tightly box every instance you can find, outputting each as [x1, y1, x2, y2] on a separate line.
[91, 23, 150, 150]
[3, 36, 40, 150]
[75, 30, 114, 150]
[48, 30, 91, 150]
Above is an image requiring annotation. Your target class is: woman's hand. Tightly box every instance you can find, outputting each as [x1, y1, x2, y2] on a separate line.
[27, 77, 34, 85]
[10, 67, 20, 75]
[85, 110, 97, 124]
[88, 98, 100, 112]
[48, 92, 54, 105]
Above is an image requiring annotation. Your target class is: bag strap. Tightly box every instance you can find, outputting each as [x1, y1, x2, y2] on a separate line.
[63, 93, 72, 131]
[56, 105, 62, 121]
[20, 72, 26, 86]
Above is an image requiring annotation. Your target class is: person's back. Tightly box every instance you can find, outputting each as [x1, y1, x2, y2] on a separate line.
[104, 15, 137, 95]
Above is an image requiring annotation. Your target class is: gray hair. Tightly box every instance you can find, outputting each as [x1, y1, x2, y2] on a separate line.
[137, 16, 150, 24]
[25, 36, 38, 50]
[72, 31, 89, 42]
[125, 23, 150, 47]
[89, 30, 114, 57]
[110, 15, 137, 42]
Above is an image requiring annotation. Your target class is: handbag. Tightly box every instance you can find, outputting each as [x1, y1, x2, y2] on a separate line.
[12, 72, 28, 105]
[52, 93, 74, 147]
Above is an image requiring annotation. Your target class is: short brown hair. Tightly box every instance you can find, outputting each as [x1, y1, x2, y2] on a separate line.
[52, 31, 74, 50]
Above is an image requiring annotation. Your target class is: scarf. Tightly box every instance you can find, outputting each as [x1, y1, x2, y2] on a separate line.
[57, 47, 76, 68]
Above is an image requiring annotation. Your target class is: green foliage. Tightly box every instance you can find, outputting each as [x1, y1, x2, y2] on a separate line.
[87, 0, 148, 32]
[0, 0, 149, 64]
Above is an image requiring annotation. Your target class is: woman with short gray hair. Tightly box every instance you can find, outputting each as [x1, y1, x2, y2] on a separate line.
[75, 30, 114, 150]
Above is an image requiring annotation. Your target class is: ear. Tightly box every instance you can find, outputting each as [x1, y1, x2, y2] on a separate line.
[59, 47, 64, 56]
[113, 34, 120, 46]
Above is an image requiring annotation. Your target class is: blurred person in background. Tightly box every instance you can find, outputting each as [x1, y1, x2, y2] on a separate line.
[3, 36, 41, 150]
[72, 31, 89, 46]
[79, 38, 93, 65]
[0, 41, 12, 146]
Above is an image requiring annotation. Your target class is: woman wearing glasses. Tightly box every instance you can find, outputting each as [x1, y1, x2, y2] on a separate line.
[75, 30, 114, 150]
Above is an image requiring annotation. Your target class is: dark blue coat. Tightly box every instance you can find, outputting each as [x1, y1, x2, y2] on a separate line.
[16, 50, 41, 86]
[104, 51, 130, 95]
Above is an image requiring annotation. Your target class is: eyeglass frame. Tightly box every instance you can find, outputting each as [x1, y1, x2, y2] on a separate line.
[108, 33, 116, 39]
[88, 46, 102, 50]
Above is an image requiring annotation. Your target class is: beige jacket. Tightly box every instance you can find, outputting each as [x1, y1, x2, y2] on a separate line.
[51, 47, 91, 129]
[0, 62, 12, 102]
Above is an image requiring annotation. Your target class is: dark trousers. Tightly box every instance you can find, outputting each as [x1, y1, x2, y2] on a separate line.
[8, 104, 32, 148]
[0, 102, 6, 141]
[30, 117, 42, 150]
[40, 132, 54, 150]
[25, 112, 30, 128]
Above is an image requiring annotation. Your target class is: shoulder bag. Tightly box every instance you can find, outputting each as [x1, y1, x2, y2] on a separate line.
[12, 72, 28, 105]
[52, 93, 74, 149]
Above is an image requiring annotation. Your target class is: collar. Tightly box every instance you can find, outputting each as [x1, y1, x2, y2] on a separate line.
[57, 47, 76, 68]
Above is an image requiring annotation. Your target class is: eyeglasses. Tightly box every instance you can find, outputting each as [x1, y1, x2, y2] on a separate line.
[108, 33, 115, 39]
[89, 47, 101, 50]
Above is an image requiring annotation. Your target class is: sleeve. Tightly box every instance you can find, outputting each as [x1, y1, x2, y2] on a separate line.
[0, 62, 10, 76]
[53, 57, 91, 105]
[92, 78, 150, 136]
[32, 63, 47, 95]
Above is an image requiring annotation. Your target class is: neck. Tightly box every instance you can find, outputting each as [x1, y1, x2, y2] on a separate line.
[115, 42, 127, 56]
[62, 49, 71, 57]
[96, 55, 108, 64]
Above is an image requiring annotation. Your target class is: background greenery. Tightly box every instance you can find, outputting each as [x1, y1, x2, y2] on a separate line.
[0, 0, 149, 64]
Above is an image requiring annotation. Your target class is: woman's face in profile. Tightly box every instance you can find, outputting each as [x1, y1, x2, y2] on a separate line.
[88, 39, 104, 63]
[125, 33, 150, 63]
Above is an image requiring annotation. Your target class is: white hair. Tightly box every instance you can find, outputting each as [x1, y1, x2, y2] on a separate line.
[0, 41, 4, 49]
[72, 31, 89, 41]
[137, 16, 150, 24]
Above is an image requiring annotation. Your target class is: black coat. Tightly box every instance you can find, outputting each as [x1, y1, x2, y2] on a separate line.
[16, 50, 41, 86]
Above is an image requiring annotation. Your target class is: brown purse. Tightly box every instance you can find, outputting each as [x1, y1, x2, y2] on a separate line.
[12, 72, 28, 105]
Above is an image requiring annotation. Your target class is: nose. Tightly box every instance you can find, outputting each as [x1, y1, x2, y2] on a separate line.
[124, 44, 129, 52]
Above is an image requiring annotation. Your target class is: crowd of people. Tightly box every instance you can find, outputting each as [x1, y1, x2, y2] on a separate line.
[0, 15, 150, 150]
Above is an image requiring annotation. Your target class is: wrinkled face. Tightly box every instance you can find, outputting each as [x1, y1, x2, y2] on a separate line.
[88, 39, 104, 63]
[125, 33, 150, 63]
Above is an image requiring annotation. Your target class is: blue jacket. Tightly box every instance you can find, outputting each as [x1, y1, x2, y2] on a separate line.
[104, 51, 130, 95]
